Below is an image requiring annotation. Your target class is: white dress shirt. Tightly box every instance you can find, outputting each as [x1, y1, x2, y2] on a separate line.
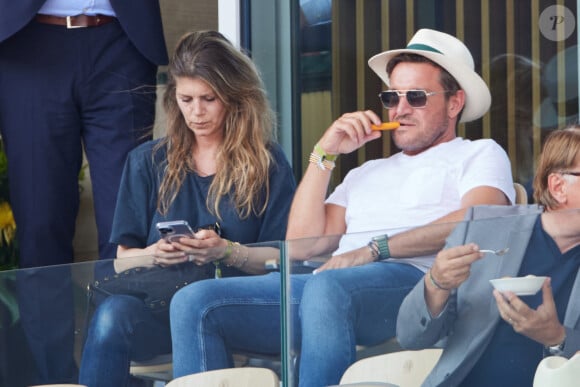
[38, 0, 115, 17]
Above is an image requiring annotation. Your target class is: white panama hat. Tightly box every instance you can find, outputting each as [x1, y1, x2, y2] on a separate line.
[368, 28, 491, 123]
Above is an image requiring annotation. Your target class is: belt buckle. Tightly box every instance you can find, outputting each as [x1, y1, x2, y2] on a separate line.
[66, 16, 84, 29]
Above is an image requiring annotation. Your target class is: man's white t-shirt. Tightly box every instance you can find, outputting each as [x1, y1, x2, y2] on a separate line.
[326, 137, 515, 271]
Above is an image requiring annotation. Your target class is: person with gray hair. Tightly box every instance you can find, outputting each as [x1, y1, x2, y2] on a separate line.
[397, 126, 580, 386]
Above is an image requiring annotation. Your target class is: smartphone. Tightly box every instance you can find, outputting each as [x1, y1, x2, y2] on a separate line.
[156, 220, 195, 242]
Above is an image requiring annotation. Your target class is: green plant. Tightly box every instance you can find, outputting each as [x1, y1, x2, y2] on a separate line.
[0, 139, 17, 270]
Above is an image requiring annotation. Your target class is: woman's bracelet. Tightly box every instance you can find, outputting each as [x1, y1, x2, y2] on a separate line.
[428, 269, 451, 291]
[222, 241, 249, 269]
[213, 240, 234, 279]
[235, 243, 249, 269]
[225, 242, 240, 267]
[222, 240, 234, 260]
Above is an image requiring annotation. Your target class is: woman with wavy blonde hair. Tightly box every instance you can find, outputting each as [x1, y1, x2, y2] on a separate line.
[79, 30, 296, 387]
[159, 30, 276, 219]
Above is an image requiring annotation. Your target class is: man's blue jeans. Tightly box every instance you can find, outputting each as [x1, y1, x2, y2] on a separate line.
[170, 272, 307, 374]
[79, 295, 172, 387]
[170, 262, 423, 387]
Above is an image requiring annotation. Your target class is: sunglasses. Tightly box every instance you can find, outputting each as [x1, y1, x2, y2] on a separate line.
[559, 171, 580, 177]
[378, 90, 450, 109]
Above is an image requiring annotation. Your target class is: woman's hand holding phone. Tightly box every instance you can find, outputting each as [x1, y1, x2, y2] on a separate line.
[154, 220, 226, 265]
[171, 228, 227, 265]
[156, 220, 196, 242]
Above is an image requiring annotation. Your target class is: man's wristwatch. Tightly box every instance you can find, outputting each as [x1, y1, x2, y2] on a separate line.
[544, 335, 566, 356]
[371, 234, 390, 260]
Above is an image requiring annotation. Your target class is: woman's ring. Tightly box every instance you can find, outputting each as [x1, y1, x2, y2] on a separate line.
[188, 255, 194, 262]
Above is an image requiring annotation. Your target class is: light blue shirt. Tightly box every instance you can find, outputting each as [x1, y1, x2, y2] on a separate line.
[38, 0, 115, 17]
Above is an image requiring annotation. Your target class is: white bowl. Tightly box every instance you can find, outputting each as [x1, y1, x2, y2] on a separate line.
[533, 353, 580, 387]
[489, 275, 547, 296]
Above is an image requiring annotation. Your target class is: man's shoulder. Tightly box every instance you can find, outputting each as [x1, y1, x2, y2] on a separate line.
[447, 137, 508, 160]
[450, 137, 502, 150]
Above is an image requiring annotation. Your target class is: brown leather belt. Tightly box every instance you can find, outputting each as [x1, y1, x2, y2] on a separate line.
[35, 14, 115, 29]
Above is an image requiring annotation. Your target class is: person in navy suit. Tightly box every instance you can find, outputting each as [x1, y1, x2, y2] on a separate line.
[0, 1, 167, 385]
[0, 0, 167, 267]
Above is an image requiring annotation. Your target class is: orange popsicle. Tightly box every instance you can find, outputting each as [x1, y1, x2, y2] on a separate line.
[371, 122, 400, 131]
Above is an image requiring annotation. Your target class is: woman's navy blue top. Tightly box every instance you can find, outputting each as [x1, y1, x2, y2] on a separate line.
[108, 139, 296, 277]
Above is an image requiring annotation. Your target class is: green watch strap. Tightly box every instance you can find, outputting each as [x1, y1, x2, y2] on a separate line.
[372, 234, 390, 259]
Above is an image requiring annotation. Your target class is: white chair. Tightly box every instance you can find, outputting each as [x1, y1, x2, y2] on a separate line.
[355, 337, 402, 361]
[128, 351, 281, 383]
[533, 353, 580, 387]
[339, 348, 442, 387]
[129, 353, 173, 382]
[165, 367, 280, 387]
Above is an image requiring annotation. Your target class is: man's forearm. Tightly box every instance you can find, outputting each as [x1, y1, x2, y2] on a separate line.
[424, 273, 452, 317]
[384, 208, 470, 258]
[387, 220, 457, 258]
[376, 185, 511, 258]
[286, 162, 333, 240]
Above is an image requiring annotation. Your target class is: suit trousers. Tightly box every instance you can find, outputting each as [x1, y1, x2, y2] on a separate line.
[0, 18, 157, 267]
[0, 19, 157, 385]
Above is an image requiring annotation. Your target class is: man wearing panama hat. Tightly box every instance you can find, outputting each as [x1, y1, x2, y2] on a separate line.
[367, 28, 491, 123]
[169, 29, 515, 387]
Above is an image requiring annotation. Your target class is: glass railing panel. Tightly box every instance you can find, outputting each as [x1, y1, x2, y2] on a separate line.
[0, 258, 103, 386]
[280, 220, 455, 387]
[0, 239, 284, 387]
[8, 204, 576, 387]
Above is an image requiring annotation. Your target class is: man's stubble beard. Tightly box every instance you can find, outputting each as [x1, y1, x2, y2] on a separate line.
[393, 111, 451, 154]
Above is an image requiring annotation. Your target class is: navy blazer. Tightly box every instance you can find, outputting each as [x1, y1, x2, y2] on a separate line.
[397, 205, 580, 386]
[0, 0, 168, 65]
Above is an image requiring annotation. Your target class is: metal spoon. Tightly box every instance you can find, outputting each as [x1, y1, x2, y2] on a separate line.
[479, 247, 510, 256]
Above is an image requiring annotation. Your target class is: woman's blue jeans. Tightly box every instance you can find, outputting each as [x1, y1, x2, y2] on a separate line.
[170, 262, 423, 387]
[79, 295, 172, 387]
